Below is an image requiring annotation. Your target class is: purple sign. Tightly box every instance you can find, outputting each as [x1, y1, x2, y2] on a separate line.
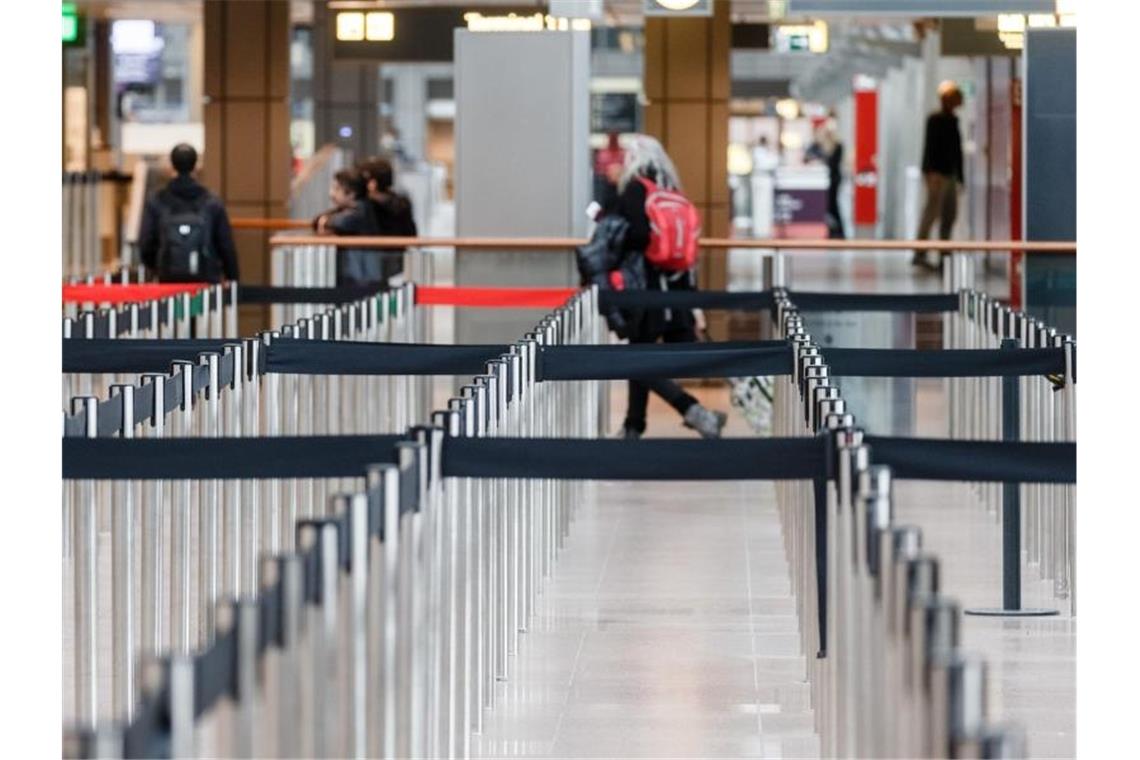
[774, 188, 827, 224]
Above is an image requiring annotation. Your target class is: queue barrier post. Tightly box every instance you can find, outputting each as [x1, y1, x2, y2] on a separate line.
[966, 338, 1059, 618]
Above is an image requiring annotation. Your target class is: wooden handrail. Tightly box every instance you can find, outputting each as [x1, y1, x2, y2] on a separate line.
[264, 233, 1077, 253]
[233, 217, 312, 231]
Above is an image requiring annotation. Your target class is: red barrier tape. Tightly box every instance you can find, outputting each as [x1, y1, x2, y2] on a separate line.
[62, 283, 208, 304]
[415, 286, 577, 308]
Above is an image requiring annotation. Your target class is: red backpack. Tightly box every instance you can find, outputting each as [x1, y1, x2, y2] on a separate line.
[637, 176, 701, 272]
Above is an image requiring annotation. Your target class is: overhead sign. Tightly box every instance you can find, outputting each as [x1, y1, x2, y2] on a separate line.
[772, 21, 828, 53]
[331, 5, 553, 61]
[62, 3, 80, 44]
[644, 0, 714, 17]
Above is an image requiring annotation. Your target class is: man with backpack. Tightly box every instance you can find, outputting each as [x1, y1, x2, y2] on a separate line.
[603, 134, 727, 440]
[138, 143, 239, 283]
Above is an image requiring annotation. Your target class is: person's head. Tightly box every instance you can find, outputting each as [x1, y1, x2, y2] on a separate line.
[359, 156, 394, 196]
[170, 143, 198, 176]
[938, 80, 963, 113]
[619, 134, 682, 191]
[330, 168, 365, 207]
[607, 131, 620, 150]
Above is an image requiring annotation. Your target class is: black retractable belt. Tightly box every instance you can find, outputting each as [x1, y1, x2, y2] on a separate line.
[538, 341, 794, 381]
[788, 291, 959, 312]
[594, 289, 959, 313]
[821, 347, 1067, 378]
[864, 436, 1076, 484]
[61, 433, 1076, 483]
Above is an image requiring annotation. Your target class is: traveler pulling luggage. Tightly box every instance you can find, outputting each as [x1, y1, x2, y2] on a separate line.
[138, 143, 240, 284]
[576, 134, 727, 440]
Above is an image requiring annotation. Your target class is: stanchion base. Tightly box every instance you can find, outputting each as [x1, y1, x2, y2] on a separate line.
[963, 607, 1059, 617]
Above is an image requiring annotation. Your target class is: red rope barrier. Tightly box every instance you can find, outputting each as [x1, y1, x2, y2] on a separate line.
[415, 286, 577, 308]
[62, 283, 208, 304]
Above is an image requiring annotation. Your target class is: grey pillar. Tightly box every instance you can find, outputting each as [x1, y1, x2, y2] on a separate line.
[454, 30, 590, 344]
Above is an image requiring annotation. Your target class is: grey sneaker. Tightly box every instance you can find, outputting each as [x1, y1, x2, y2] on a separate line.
[683, 404, 727, 439]
[619, 425, 643, 440]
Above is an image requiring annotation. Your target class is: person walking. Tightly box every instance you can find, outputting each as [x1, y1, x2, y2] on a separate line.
[607, 134, 727, 440]
[138, 143, 239, 283]
[914, 80, 965, 270]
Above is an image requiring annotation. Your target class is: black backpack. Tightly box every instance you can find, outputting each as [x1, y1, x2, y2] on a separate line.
[156, 191, 214, 281]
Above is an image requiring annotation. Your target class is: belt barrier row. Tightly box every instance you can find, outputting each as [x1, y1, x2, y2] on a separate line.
[62, 339, 1072, 441]
[61, 284, 427, 734]
[947, 289, 1077, 611]
[63, 283, 239, 416]
[771, 289, 1028, 758]
[61, 286, 604, 758]
[62, 281, 1067, 760]
[63, 285, 424, 440]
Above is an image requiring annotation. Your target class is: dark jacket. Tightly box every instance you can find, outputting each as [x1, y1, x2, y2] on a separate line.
[608, 175, 696, 338]
[921, 111, 963, 182]
[138, 174, 239, 282]
[326, 193, 417, 287]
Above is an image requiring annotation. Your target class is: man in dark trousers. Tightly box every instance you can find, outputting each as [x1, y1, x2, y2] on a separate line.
[138, 143, 239, 283]
[914, 81, 964, 270]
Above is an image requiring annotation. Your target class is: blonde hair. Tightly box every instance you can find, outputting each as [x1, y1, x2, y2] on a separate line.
[619, 134, 682, 192]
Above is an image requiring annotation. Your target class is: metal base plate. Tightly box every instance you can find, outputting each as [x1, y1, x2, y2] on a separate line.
[963, 607, 1059, 617]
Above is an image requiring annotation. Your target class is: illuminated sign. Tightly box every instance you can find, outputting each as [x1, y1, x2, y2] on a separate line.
[643, 0, 713, 17]
[462, 12, 591, 32]
[336, 11, 395, 42]
[62, 3, 79, 43]
[772, 21, 828, 53]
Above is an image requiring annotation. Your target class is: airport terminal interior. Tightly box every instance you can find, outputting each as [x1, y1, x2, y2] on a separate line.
[58, 1, 1078, 758]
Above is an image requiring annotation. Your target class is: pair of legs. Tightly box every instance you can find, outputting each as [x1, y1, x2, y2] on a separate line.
[915, 172, 958, 266]
[622, 323, 699, 435]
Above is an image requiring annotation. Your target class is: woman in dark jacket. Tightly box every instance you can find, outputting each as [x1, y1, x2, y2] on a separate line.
[607, 135, 727, 440]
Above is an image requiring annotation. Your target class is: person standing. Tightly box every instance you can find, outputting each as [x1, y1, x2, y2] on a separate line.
[914, 80, 965, 270]
[359, 157, 418, 284]
[313, 168, 382, 287]
[138, 143, 239, 283]
[607, 135, 727, 440]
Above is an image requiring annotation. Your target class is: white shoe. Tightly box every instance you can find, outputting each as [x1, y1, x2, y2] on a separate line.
[683, 405, 727, 439]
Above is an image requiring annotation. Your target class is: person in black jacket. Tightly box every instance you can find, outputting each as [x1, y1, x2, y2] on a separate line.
[359, 156, 417, 283]
[915, 81, 965, 270]
[607, 135, 727, 440]
[138, 144, 239, 283]
[314, 168, 382, 287]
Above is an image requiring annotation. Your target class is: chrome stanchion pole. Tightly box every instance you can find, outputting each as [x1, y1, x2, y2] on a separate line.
[365, 463, 400, 758]
[170, 655, 196, 758]
[1057, 334, 1075, 608]
[461, 383, 489, 730]
[71, 396, 100, 727]
[221, 344, 245, 599]
[917, 598, 960, 759]
[139, 373, 168, 659]
[234, 598, 260, 757]
[434, 409, 462, 758]
[344, 492, 370, 758]
[196, 352, 224, 645]
[946, 655, 988, 757]
[110, 384, 138, 722]
[898, 555, 939, 755]
[170, 361, 196, 656]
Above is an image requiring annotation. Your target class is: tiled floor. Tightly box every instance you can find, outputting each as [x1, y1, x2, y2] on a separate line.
[474, 385, 820, 758]
[470, 248, 1074, 759]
